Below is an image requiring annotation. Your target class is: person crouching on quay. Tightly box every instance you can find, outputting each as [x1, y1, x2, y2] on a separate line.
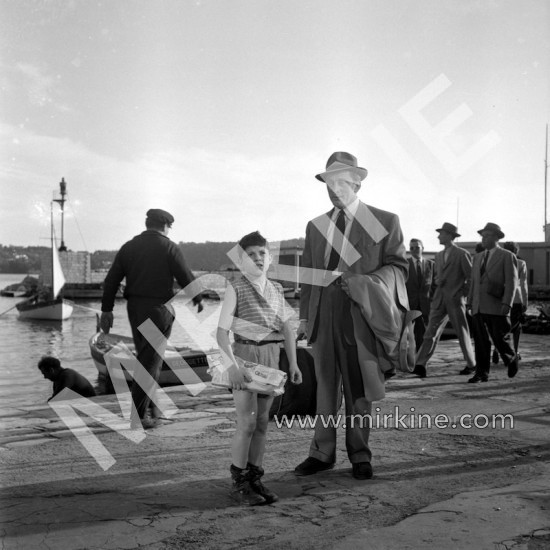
[38, 356, 96, 402]
[217, 231, 302, 505]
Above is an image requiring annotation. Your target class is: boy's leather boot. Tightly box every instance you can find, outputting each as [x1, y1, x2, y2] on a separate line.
[246, 462, 278, 504]
[229, 464, 265, 506]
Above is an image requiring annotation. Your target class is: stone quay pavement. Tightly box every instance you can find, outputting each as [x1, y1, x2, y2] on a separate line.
[1, 334, 549, 550]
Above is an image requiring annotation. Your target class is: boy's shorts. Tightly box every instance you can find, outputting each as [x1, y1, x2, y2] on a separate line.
[232, 341, 281, 398]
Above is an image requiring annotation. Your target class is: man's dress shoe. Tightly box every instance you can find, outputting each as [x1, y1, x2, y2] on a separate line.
[459, 366, 475, 375]
[412, 365, 426, 378]
[468, 374, 488, 383]
[294, 457, 334, 476]
[352, 462, 373, 480]
[384, 369, 396, 380]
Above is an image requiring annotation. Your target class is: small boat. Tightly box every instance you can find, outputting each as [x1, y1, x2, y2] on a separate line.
[17, 297, 73, 320]
[89, 330, 213, 387]
[16, 185, 73, 321]
[0, 286, 29, 298]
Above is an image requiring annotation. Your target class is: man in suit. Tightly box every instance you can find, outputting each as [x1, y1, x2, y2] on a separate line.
[502, 242, 528, 359]
[405, 239, 435, 351]
[468, 224, 519, 382]
[413, 223, 475, 378]
[294, 151, 408, 481]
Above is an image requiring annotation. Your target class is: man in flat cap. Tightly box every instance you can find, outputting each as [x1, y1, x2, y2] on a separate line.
[101, 209, 203, 429]
[467, 223, 518, 383]
[413, 222, 476, 378]
[295, 152, 410, 481]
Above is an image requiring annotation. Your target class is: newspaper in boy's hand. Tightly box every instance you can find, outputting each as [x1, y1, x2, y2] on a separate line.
[207, 354, 287, 395]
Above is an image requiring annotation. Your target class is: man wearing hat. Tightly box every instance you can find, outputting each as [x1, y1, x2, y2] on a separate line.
[101, 209, 203, 429]
[294, 152, 409, 481]
[405, 238, 435, 351]
[413, 222, 476, 378]
[467, 223, 518, 382]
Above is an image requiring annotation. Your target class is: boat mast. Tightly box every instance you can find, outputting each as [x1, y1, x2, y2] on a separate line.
[545, 124, 548, 237]
[53, 178, 67, 251]
[50, 201, 55, 297]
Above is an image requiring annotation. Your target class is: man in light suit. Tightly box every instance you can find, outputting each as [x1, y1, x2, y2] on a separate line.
[405, 239, 435, 351]
[468, 223, 519, 382]
[294, 151, 409, 481]
[413, 223, 475, 378]
[502, 241, 528, 359]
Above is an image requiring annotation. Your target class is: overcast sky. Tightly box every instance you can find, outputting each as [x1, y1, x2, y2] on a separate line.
[1, 0, 549, 253]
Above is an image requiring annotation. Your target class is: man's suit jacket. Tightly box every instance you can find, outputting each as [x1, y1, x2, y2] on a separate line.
[300, 201, 409, 342]
[514, 258, 528, 306]
[405, 257, 435, 316]
[469, 246, 518, 315]
[431, 244, 472, 310]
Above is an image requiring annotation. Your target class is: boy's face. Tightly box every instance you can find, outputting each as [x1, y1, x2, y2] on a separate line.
[39, 366, 54, 381]
[241, 245, 271, 277]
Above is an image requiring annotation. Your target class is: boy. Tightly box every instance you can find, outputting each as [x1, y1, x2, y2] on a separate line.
[217, 231, 302, 505]
[38, 356, 96, 402]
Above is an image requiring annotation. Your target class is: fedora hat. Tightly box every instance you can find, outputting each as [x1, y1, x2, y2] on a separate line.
[315, 152, 368, 182]
[436, 222, 460, 238]
[477, 222, 505, 239]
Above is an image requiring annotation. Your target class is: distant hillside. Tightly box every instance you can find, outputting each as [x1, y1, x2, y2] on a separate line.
[0, 239, 305, 273]
[0, 245, 46, 273]
[178, 238, 305, 271]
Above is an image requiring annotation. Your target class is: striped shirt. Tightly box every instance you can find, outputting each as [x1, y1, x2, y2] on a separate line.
[230, 276, 288, 341]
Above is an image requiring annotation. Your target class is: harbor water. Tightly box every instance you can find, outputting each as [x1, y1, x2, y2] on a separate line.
[0, 273, 230, 411]
[0, 272, 542, 413]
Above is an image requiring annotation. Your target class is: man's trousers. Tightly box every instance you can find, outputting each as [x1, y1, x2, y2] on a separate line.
[309, 283, 372, 465]
[415, 298, 475, 369]
[127, 299, 174, 420]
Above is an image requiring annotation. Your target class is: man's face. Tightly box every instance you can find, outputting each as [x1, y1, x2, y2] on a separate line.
[409, 241, 423, 260]
[325, 172, 360, 209]
[437, 230, 453, 246]
[241, 245, 271, 277]
[480, 231, 498, 249]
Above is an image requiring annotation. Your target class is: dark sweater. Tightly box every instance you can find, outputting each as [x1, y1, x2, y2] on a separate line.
[101, 230, 197, 311]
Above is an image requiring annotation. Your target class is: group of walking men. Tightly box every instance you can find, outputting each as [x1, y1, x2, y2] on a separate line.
[406, 222, 528, 383]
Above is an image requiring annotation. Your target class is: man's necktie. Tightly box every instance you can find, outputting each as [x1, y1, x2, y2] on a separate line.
[416, 260, 422, 282]
[480, 251, 489, 275]
[327, 209, 346, 271]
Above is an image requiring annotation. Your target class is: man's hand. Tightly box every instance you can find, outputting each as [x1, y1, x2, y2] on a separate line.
[289, 363, 302, 385]
[340, 272, 354, 297]
[297, 320, 308, 341]
[100, 312, 114, 334]
[500, 304, 512, 316]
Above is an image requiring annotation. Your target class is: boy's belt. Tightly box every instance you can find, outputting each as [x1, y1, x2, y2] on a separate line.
[234, 338, 284, 346]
